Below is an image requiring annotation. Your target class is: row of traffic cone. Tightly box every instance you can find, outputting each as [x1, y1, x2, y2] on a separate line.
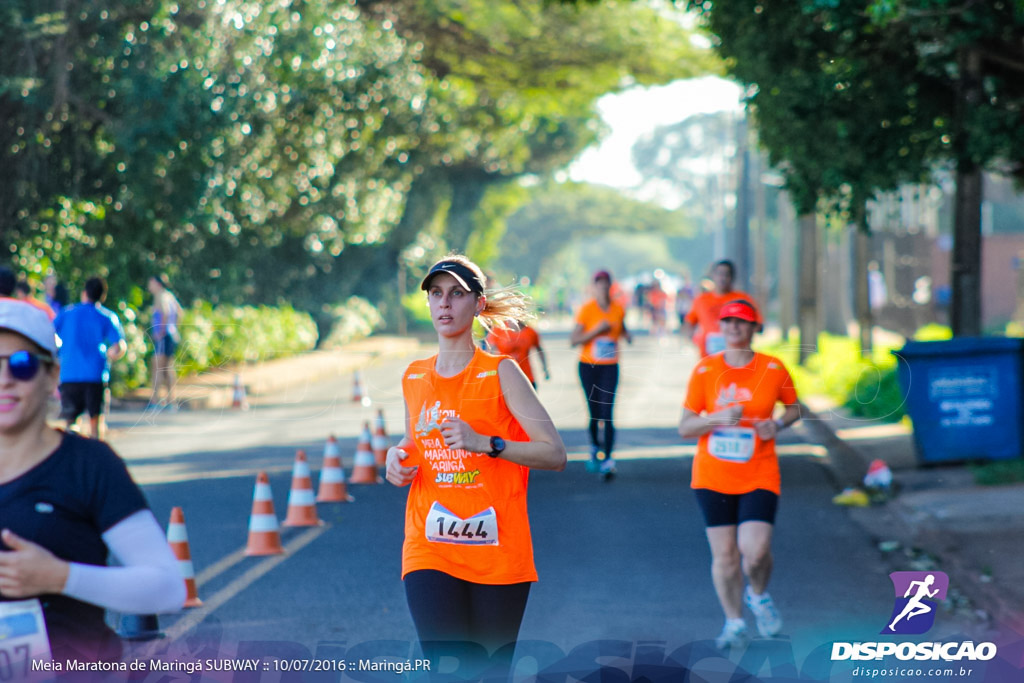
[129, 425, 392, 634]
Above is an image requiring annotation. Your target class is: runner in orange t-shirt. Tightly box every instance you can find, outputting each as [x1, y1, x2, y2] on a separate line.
[678, 298, 801, 650]
[485, 321, 549, 389]
[683, 260, 758, 356]
[385, 255, 566, 676]
[570, 269, 632, 479]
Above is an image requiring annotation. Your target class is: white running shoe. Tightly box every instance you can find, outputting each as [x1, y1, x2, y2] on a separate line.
[714, 619, 749, 649]
[599, 457, 616, 480]
[745, 586, 783, 636]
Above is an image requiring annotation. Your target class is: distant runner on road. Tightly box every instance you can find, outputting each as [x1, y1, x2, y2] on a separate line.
[485, 321, 550, 390]
[683, 260, 758, 357]
[385, 254, 567, 678]
[678, 299, 800, 649]
[570, 269, 632, 480]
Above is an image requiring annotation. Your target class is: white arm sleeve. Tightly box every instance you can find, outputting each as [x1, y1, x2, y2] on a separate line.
[62, 509, 187, 614]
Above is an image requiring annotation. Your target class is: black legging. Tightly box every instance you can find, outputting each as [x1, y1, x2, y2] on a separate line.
[578, 362, 619, 458]
[405, 569, 531, 680]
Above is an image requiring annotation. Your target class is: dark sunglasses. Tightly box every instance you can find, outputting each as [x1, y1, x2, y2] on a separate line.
[0, 351, 53, 382]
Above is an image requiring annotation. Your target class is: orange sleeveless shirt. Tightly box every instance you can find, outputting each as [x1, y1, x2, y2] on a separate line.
[400, 348, 537, 584]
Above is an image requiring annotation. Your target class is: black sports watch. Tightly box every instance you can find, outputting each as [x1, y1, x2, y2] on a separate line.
[488, 436, 506, 458]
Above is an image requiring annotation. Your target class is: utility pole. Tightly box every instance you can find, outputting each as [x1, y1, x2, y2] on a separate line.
[733, 114, 751, 293]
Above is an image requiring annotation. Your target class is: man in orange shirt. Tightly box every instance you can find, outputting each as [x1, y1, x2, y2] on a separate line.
[683, 260, 757, 356]
[485, 321, 550, 389]
[570, 270, 632, 479]
[679, 299, 801, 650]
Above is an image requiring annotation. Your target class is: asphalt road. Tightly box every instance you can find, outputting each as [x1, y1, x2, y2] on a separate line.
[101, 332, 982, 681]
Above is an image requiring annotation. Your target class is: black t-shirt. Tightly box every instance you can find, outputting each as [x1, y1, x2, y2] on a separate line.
[0, 432, 149, 661]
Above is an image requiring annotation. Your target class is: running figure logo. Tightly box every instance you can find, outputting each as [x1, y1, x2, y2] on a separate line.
[415, 400, 444, 438]
[882, 571, 949, 635]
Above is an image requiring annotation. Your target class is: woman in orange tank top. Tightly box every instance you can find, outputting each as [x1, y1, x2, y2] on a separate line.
[679, 299, 801, 650]
[385, 255, 566, 677]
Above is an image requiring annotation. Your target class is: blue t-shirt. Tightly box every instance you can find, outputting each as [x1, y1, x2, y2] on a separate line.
[54, 303, 124, 383]
[0, 433, 149, 662]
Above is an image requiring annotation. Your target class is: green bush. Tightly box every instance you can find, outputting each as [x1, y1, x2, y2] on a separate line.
[913, 323, 952, 341]
[756, 330, 905, 420]
[401, 291, 435, 332]
[843, 363, 907, 422]
[320, 296, 384, 348]
[970, 459, 1024, 486]
[107, 300, 319, 396]
[175, 303, 318, 375]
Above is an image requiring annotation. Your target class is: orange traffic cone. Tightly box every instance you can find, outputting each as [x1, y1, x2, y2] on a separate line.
[372, 410, 390, 467]
[282, 450, 323, 527]
[166, 507, 202, 608]
[317, 435, 354, 503]
[349, 422, 380, 484]
[232, 374, 249, 410]
[352, 371, 371, 406]
[245, 471, 284, 556]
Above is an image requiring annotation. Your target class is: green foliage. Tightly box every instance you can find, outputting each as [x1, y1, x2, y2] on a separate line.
[2, 0, 716, 322]
[844, 365, 908, 422]
[401, 291, 435, 332]
[686, 0, 947, 216]
[913, 323, 953, 341]
[970, 459, 1024, 487]
[320, 297, 385, 348]
[497, 181, 694, 283]
[756, 330, 906, 420]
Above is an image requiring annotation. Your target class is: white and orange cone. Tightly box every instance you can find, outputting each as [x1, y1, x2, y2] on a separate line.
[232, 374, 249, 410]
[349, 422, 380, 484]
[352, 371, 370, 407]
[245, 471, 284, 556]
[317, 435, 354, 503]
[166, 507, 202, 608]
[372, 410, 390, 467]
[283, 450, 323, 527]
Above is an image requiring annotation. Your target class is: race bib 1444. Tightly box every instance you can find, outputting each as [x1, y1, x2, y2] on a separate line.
[425, 502, 499, 546]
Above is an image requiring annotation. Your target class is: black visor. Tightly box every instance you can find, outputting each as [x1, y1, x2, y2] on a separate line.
[420, 261, 485, 294]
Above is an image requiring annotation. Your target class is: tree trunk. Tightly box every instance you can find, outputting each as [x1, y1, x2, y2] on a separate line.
[445, 168, 491, 253]
[854, 215, 873, 357]
[952, 163, 983, 336]
[778, 191, 797, 340]
[951, 47, 983, 337]
[798, 211, 819, 363]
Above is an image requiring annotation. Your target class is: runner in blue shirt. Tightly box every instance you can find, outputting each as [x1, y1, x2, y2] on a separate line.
[53, 278, 126, 439]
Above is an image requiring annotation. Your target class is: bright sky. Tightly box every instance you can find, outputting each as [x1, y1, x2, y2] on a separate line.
[569, 75, 743, 189]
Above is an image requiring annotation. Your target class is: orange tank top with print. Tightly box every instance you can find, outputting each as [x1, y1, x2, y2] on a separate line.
[400, 348, 536, 584]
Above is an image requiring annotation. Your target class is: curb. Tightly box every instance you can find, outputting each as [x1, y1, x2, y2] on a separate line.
[804, 402, 1024, 635]
[797, 401, 870, 490]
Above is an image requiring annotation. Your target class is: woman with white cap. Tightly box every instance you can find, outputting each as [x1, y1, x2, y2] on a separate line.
[0, 298, 184, 663]
[678, 298, 801, 649]
[385, 254, 566, 679]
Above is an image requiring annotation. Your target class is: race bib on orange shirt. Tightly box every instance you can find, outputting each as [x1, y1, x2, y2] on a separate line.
[592, 336, 617, 361]
[708, 427, 756, 462]
[425, 501, 499, 546]
[705, 332, 726, 355]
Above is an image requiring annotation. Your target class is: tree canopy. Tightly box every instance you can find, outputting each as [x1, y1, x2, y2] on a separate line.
[2, 0, 714, 330]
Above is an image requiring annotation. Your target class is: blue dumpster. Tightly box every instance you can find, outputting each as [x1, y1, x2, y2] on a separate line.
[894, 337, 1024, 464]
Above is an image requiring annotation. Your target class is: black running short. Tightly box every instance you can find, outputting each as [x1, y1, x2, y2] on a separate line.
[693, 488, 779, 527]
[59, 382, 106, 420]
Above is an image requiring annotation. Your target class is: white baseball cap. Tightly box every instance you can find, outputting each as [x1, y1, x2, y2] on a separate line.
[0, 298, 58, 357]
